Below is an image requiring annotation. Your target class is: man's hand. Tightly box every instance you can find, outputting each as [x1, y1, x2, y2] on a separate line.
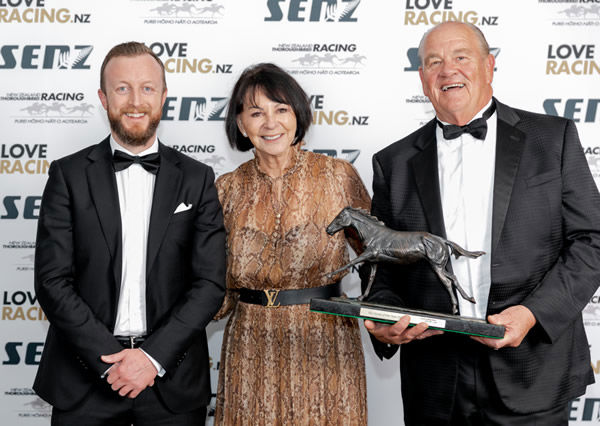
[364, 316, 443, 345]
[101, 349, 158, 398]
[471, 305, 536, 350]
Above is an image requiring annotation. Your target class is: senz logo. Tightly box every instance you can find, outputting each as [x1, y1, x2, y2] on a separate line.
[162, 97, 228, 121]
[3, 342, 44, 365]
[569, 398, 600, 422]
[543, 99, 600, 122]
[0, 45, 93, 69]
[1, 196, 41, 219]
[265, 0, 360, 22]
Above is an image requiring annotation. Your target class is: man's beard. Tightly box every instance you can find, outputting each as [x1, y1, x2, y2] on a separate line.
[108, 107, 161, 147]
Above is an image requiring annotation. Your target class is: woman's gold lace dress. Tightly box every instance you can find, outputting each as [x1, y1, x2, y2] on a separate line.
[213, 148, 370, 425]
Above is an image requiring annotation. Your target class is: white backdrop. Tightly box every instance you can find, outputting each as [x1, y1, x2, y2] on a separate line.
[1, 0, 599, 424]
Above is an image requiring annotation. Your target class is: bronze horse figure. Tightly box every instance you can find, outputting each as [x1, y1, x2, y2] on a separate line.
[326, 207, 485, 314]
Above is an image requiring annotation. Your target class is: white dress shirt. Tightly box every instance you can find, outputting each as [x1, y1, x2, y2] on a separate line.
[109, 136, 164, 375]
[437, 100, 496, 319]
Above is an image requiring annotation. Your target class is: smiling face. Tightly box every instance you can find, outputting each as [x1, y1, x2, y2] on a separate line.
[98, 54, 167, 152]
[237, 88, 297, 162]
[418, 22, 494, 126]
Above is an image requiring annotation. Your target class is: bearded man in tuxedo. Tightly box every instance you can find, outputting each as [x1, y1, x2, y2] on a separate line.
[34, 42, 225, 425]
[365, 22, 600, 425]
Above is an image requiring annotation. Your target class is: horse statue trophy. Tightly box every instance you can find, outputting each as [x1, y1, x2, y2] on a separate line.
[309, 206, 505, 338]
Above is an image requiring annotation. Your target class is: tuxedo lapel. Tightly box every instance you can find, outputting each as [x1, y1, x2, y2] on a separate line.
[409, 120, 447, 239]
[86, 137, 122, 289]
[146, 143, 182, 278]
[491, 100, 526, 254]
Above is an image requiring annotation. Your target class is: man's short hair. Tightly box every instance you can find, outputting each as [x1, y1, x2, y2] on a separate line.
[100, 41, 166, 93]
[418, 22, 490, 66]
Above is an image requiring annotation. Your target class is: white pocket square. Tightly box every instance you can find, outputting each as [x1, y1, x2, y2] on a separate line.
[174, 202, 192, 214]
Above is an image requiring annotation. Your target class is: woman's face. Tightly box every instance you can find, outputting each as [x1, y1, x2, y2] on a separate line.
[237, 89, 297, 160]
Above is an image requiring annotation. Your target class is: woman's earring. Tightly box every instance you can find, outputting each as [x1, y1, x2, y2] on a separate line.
[238, 121, 247, 138]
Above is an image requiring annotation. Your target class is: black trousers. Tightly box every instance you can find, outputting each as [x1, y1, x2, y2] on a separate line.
[407, 339, 569, 426]
[51, 380, 207, 426]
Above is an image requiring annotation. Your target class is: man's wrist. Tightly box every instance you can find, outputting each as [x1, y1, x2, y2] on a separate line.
[139, 348, 166, 377]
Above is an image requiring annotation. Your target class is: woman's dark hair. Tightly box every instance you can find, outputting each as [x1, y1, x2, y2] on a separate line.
[225, 63, 312, 151]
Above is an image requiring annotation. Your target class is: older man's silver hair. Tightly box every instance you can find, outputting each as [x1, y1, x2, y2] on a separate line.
[417, 22, 490, 66]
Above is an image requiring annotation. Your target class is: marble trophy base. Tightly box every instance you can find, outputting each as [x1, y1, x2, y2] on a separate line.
[310, 297, 505, 339]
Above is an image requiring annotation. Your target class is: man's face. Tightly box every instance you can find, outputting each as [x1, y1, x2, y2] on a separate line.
[98, 54, 167, 150]
[418, 23, 494, 126]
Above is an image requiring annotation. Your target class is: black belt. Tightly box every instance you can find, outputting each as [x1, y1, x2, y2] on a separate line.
[115, 336, 146, 349]
[238, 282, 341, 307]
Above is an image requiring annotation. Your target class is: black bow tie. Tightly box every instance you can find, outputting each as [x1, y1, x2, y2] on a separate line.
[113, 150, 160, 174]
[437, 102, 496, 140]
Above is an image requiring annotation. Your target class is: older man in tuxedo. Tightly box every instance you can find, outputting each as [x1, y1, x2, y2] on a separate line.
[33, 42, 225, 425]
[365, 22, 600, 425]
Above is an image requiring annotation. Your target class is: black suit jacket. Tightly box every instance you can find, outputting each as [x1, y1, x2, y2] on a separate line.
[33, 137, 226, 412]
[367, 99, 600, 420]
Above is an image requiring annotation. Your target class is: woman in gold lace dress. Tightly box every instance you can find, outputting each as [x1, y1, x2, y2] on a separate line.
[213, 63, 370, 425]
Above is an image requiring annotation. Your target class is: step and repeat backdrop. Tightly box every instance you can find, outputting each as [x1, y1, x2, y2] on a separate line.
[1, 0, 599, 424]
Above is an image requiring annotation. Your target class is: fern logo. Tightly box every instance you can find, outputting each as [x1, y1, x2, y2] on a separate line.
[56, 46, 93, 69]
[161, 97, 228, 121]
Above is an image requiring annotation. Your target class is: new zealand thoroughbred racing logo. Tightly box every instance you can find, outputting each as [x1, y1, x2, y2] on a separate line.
[553, 4, 600, 26]
[9, 97, 96, 124]
[190, 153, 227, 176]
[291, 53, 366, 68]
[144, 1, 225, 24]
[201, 154, 227, 176]
[273, 42, 367, 76]
[584, 297, 600, 326]
[3, 389, 51, 418]
[586, 153, 600, 188]
[558, 5, 600, 19]
[149, 3, 224, 17]
[19, 102, 95, 117]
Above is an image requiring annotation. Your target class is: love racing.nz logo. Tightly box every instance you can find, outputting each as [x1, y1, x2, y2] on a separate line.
[265, 0, 360, 22]
[148, 42, 233, 75]
[0, 0, 91, 24]
[403, 0, 498, 26]
[310, 94, 369, 127]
